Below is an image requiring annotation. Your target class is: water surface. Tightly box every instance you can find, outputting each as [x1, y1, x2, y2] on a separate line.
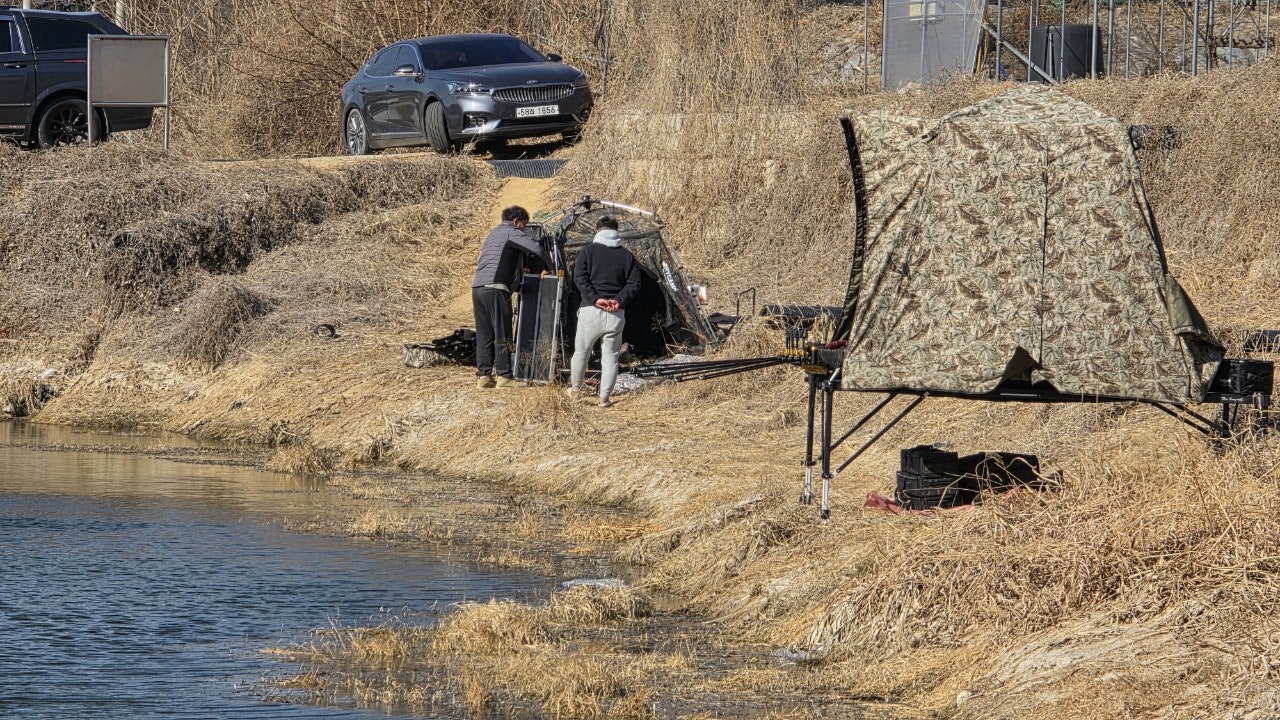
[0, 421, 552, 719]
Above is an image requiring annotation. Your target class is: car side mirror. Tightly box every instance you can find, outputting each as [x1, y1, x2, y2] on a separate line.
[393, 64, 422, 78]
[546, 53, 562, 62]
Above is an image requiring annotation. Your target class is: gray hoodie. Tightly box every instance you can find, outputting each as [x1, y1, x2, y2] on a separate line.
[593, 228, 621, 247]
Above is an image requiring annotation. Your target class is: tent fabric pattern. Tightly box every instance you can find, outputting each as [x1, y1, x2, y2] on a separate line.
[835, 87, 1221, 404]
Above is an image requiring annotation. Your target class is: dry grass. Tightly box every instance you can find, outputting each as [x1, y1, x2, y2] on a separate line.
[278, 585, 669, 718]
[6, 1, 1280, 718]
[122, 0, 808, 158]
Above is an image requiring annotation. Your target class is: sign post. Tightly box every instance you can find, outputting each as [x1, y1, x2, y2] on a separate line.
[86, 35, 170, 150]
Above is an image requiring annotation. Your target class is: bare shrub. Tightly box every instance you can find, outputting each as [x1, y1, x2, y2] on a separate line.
[169, 276, 273, 369]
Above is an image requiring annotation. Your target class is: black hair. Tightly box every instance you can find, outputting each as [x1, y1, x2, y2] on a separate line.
[595, 216, 619, 231]
[502, 206, 530, 223]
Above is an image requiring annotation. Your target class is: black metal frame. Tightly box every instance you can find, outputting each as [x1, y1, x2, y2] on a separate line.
[637, 334, 1275, 521]
[798, 369, 1274, 520]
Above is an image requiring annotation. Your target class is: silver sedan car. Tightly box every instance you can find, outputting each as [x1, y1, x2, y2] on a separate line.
[339, 33, 593, 155]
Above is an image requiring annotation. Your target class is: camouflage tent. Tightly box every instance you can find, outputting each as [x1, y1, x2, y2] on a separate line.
[832, 87, 1222, 404]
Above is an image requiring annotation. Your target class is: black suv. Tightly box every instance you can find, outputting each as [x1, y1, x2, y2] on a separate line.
[0, 8, 152, 147]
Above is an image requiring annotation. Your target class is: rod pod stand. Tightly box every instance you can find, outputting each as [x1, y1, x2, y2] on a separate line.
[801, 373, 818, 505]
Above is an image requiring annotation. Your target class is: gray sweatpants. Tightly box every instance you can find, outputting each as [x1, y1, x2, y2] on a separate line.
[571, 305, 626, 399]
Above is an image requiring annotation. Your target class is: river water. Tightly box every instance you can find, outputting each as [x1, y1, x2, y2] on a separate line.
[0, 421, 554, 719]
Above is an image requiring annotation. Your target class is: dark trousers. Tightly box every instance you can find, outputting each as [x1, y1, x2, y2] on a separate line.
[472, 286, 514, 378]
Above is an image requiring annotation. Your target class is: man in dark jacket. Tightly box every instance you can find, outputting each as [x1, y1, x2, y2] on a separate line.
[472, 206, 548, 389]
[569, 216, 642, 408]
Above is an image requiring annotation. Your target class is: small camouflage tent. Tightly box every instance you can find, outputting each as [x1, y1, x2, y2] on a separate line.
[832, 87, 1222, 404]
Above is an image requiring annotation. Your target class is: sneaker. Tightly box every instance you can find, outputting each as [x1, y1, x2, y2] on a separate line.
[567, 387, 581, 401]
[599, 397, 613, 408]
[495, 376, 526, 389]
[476, 376, 495, 389]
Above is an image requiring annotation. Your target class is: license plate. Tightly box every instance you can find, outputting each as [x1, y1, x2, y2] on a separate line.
[516, 104, 559, 118]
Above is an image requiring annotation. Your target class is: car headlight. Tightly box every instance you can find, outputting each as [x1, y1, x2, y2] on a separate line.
[448, 82, 493, 95]
[571, 74, 589, 88]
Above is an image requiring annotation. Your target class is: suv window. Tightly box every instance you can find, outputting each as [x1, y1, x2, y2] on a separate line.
[0, 18, 15, 53]
[26, 17, 105, 52]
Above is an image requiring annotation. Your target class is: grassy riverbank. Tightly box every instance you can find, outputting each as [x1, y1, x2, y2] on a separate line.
[4, 53, 1280, 720]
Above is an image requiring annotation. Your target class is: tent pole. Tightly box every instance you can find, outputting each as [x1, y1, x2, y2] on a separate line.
[802, 374, 818, 505]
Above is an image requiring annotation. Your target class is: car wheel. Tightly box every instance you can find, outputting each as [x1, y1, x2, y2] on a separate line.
[37, 98, 101, 149]
[344, 108, 372, 156]
[424, 101, 453, 154]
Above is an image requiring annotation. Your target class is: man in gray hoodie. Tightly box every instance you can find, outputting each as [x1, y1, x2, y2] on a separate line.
[471, 206, 549, 389]
[569, 216, 642, 408]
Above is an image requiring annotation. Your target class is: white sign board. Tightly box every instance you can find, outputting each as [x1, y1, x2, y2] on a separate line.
[88, 35, 169, 105]
[86, 34, 170, 148]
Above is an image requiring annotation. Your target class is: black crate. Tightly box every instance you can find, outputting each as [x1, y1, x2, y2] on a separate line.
[895, 470, 979, 508]
[895, 483, 978, 510]
[895, 470, 979, 493]
[899, 444, 961, 476]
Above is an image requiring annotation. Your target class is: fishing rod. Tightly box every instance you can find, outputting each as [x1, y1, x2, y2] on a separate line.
[635, 357, 790, 382]
[634, 327, 842, 383]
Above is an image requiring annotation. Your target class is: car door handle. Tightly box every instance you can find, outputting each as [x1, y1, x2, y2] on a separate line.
[2, 62, 27, 68]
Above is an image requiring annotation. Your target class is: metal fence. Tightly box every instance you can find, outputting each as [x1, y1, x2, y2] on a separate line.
[882, 0, 1274, 91]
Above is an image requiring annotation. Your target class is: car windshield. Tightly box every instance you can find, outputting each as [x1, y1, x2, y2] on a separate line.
[416, 36, 545, 70]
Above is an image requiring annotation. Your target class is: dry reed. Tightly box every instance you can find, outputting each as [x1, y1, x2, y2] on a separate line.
[5, 1, 1280, 717]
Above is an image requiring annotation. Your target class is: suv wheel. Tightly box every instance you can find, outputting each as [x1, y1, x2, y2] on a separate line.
[424, 102, 453, 154]
[37, 98, 101, 149]
[344, 108, 372, 155]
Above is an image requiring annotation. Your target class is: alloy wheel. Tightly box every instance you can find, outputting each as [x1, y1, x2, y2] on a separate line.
[345, 110, 367, 155]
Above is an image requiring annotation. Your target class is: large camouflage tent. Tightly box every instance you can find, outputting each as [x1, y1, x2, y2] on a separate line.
[832, 87, 1223, 404]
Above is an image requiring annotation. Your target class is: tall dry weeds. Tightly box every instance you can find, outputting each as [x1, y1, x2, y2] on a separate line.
[6, 1, 1280, 717]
